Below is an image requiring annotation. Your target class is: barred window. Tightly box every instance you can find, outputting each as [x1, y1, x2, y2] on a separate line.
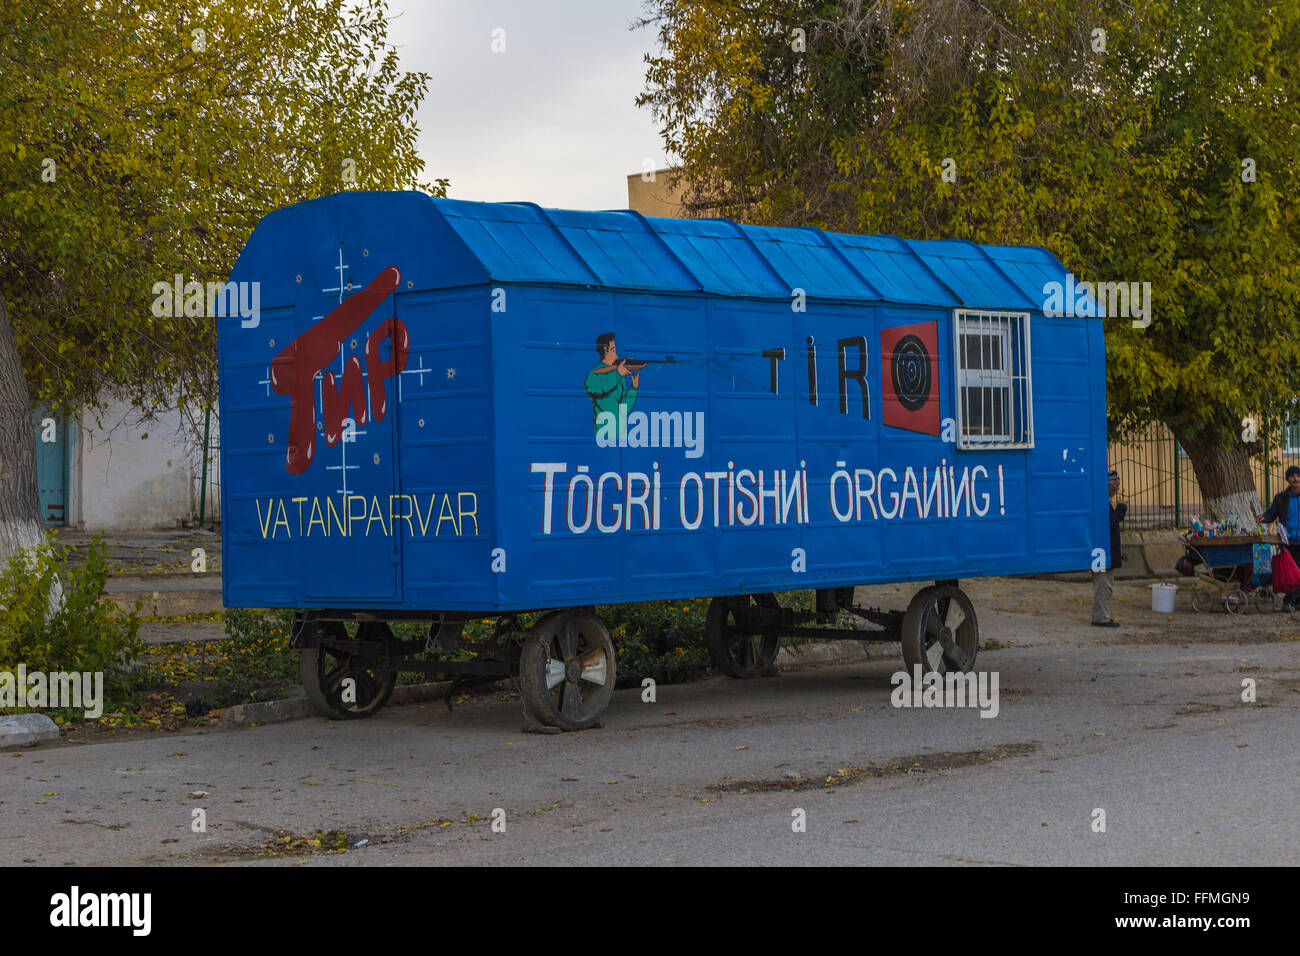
[954, 310, 1033, 449]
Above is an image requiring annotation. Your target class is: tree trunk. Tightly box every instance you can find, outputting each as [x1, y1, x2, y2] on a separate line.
[1172, 423, 1262, 529]
[0, 288, 47, 565]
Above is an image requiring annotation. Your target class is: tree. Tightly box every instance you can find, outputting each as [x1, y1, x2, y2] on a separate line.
[638, 0, 1300, 522]
[1097, 0, 1300, 522]
[637, 0, 890, 224]
[0, 0, 446, 561]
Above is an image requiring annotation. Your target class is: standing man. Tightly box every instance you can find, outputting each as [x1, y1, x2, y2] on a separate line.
[1093, 469, 1127, 627]
[1257, 465, 1300, 608]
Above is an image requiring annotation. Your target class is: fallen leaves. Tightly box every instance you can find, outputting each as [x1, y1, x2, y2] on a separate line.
[245, 830, 353, 856]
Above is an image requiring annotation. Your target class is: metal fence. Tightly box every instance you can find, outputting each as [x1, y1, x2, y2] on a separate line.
[1109, 423, 1300, 529]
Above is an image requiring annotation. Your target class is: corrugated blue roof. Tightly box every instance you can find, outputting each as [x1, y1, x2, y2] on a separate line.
[253, 193, 1080, 311]
[540, 207, 699, 292]
[981, 244, 1103, 316]
[739, 225, 881, 300]
[824, 233, 960, 306]
[902, 239, 1038, 310]
[435, 198, 597, 285]
[639, 215, 790, 297]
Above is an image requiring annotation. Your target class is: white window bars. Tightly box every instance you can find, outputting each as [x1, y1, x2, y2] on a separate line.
[954, 309, 1034, 449]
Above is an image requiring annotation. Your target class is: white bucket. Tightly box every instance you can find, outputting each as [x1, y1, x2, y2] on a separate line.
[1151, 582, 1178, 613]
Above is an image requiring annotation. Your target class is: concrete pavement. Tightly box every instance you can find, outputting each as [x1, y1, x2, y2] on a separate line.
[3, 593, 1296, 866]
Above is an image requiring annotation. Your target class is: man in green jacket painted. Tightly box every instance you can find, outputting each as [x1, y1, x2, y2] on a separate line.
[585, 332, 640, 434]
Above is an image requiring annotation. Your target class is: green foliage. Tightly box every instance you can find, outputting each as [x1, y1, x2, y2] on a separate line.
[219, 607, 300, 701]
[638, 0, 888, 224]
[599, 592, 817, 682]
[0, 536, 142, 704]
[0, 0, 445, 418]
[638, 0, 1300, 503]
[599, 598, 712, 684]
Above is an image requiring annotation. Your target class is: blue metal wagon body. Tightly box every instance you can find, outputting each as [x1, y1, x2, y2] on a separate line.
[218, 191, 1109, 615]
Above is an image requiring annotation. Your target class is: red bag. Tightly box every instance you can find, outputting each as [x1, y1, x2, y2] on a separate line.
[1272, 548, 1300, 594]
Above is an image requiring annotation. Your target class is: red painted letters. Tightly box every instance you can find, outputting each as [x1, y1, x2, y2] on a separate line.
[269, 265, 407, 474]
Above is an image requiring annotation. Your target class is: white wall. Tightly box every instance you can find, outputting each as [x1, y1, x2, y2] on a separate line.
[68, 394, 220, 530]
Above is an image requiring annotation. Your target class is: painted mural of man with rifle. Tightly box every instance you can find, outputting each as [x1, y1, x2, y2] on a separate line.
[584, 332, 674, 435]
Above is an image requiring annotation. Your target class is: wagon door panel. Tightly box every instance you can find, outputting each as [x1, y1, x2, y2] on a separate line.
[614, 294, 713, 599]
[224, 263, 404, 607]
[708, 299, 803, 592]
[220, 303, 313, 605]
[502, 288, 625, 608]
[1024, 316, 1096, 567]
[396, 288, 495, 611]
[873, 307, 960, 581]
[298, 273, 403, 605]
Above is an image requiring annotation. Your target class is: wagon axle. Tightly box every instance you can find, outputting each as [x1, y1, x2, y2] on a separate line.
[291, 582, 980, 727]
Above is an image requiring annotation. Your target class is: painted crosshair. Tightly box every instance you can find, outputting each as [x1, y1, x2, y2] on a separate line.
[258, 247, 429, 496]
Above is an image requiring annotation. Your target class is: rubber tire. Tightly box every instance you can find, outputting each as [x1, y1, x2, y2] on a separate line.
[300, 622, 396, 720]
[1191, 588, 1216, 613]
[901, 584, 979, 675]
[519, 610, 616, 731]
[519, 611, 563, 727]
[1223, 589, 1248, 614]
[704, 594, 782, 679]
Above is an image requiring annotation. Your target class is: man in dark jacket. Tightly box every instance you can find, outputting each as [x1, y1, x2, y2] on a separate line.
[1258, 465, 1300, 608]
[1258, 465, 1300, 555]
[1093, 469, 1127, 627]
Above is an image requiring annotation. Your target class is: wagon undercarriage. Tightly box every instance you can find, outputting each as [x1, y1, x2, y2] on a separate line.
[288, 580, 981, 730]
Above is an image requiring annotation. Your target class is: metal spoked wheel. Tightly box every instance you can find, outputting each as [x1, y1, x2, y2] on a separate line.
[300, 621, 397, 719]
[1191, 587, 1217, 613]
[704, 593, 782, 679]
[1223, 588, 1248, 614]
[1252, 587, 1276, 613]
[519, 610, 616, 731]
[901, 585, 979, 675]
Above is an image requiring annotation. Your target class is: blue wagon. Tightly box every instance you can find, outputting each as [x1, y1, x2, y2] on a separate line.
[219, 191, 1109, 729]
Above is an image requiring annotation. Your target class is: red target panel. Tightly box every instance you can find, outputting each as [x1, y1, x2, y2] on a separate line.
[881, 320, 939, 436]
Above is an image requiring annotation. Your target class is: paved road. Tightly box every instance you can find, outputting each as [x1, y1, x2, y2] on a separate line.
[3, 597, 1297, 866]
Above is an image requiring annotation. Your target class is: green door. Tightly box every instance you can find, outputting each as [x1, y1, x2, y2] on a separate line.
[32, 409, 68, 527]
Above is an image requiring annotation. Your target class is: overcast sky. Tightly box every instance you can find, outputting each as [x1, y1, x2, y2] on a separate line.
[387, 0, 669, 211]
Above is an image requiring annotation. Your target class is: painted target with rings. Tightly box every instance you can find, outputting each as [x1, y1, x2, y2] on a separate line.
[890, 334, 931, 411]
[881, 320, 940, 436]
